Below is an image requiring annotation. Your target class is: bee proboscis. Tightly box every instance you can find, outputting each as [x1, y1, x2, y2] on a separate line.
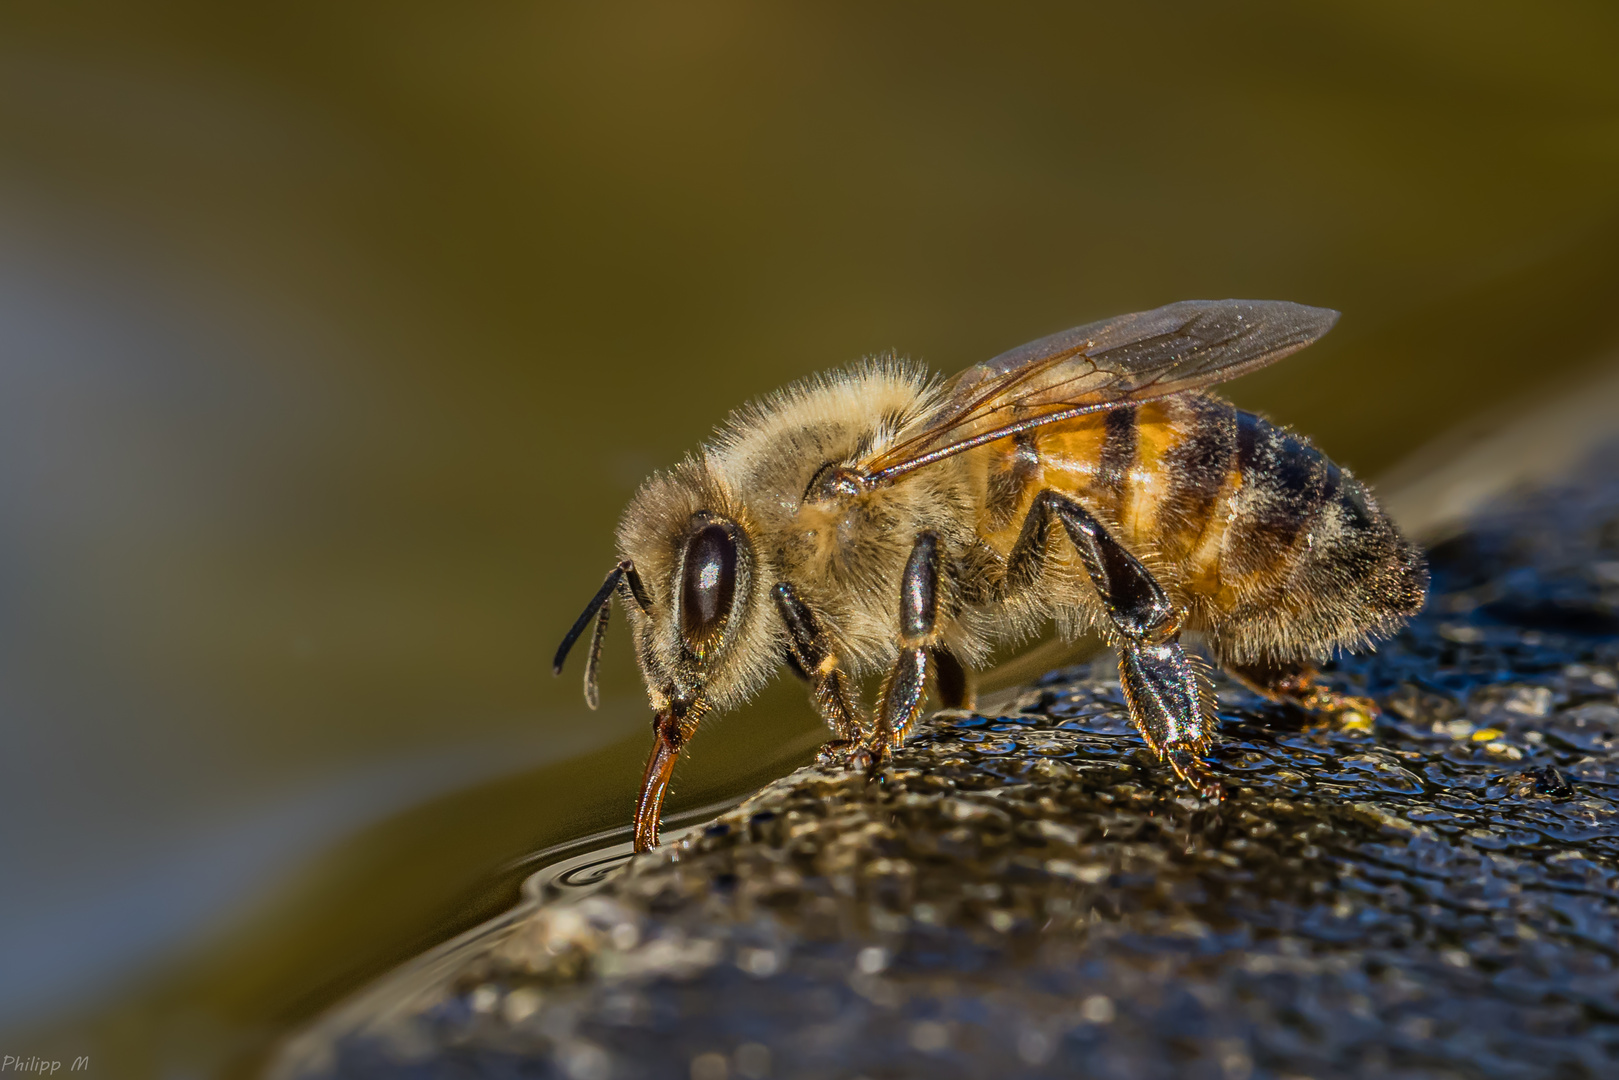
[555, 300, 1427, 851]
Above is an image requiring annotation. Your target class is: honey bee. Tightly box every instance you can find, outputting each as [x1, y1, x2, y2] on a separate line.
[555, 300, 1427, 851]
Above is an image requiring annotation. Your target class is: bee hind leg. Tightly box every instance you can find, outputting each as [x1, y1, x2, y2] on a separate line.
[1224, 659, 1377, 721]
[1118, 641, 1220, 798]
[1018, 490, 1222, 799]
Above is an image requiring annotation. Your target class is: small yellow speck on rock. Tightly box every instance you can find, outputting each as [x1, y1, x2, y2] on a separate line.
[1339, 711, 1374, 732]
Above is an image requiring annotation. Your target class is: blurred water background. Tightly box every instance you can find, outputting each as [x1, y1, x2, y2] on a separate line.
[0, 3, 1616, 1077]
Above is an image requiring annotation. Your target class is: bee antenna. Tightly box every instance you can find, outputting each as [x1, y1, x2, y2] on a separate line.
[554, 564, 625, 675]
[554, 561, 653, 693]
[581, 599, 610, 710]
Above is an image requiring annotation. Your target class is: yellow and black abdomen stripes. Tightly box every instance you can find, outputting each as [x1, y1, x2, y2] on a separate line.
[969, 392, 1426, 665]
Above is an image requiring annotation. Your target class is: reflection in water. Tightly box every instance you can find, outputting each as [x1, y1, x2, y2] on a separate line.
[0, 3, 1614, 1077]
[0, 732, 583, 1028]
[551, 853, 633, 892]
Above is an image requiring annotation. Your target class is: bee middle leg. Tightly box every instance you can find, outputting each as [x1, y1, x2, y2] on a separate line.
[773, 582, 868, 765]
[1007, 490, 1221, 798]
[865, 530, 943, 770]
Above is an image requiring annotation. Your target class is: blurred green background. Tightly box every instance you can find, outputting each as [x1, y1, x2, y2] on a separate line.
[1, 2, 1616, 1077]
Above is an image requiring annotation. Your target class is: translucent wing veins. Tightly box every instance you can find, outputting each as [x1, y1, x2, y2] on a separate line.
[862, 299, 1338, 481]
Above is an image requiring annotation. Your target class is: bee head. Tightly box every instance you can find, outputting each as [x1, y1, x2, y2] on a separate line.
[584, 455, 788, 852]
[605, 454, 781, 722]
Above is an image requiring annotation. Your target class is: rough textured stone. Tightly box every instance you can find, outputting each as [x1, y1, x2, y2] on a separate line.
[275, 445, 1619, 1080]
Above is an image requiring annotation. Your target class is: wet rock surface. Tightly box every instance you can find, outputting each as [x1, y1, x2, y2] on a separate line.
[277, 446, 1619, 1080]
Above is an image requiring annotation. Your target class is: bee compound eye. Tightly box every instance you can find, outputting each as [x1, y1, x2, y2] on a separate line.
[680, 523, 737, 654]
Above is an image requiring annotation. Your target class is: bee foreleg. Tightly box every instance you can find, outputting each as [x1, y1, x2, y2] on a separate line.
[871, 531, 942, 769]
[772, 582, 867, 761]
[1033, 491, 1221, 799]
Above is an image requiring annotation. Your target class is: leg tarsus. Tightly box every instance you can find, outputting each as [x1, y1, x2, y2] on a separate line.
[1226, 660, 1377, 720]
[852, 741, 883, 782]
[812, 739, 886, 779]
[1118, 640, 1221, 799]
[1299, 685, 1378, 719]
[815, 738, 857, 767]
[1166, 747, 1222, 800]
[874, 645, 929, 752]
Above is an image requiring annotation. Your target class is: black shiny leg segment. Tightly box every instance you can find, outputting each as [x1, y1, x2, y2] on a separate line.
[1005, 490, 1219, 798]
[1004, 491, 1177, 638]
[773, 582, 866, 755]
[876, 647, 929, 755]
[873, 531, 941, 761]
[1120, 641, 1219, 798]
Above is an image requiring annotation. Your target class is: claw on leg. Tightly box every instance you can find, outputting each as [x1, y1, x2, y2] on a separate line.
[815, 738, 858, 767]
[814, 738, 884, 777]
[1166, 747, 1222, 800]
[853, 741, 883, 781]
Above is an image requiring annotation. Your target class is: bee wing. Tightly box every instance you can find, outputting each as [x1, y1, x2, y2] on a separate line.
[863, 299, 1339, 481]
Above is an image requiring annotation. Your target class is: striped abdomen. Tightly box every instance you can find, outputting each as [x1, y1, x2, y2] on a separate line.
[972, 393, 1427, 665]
